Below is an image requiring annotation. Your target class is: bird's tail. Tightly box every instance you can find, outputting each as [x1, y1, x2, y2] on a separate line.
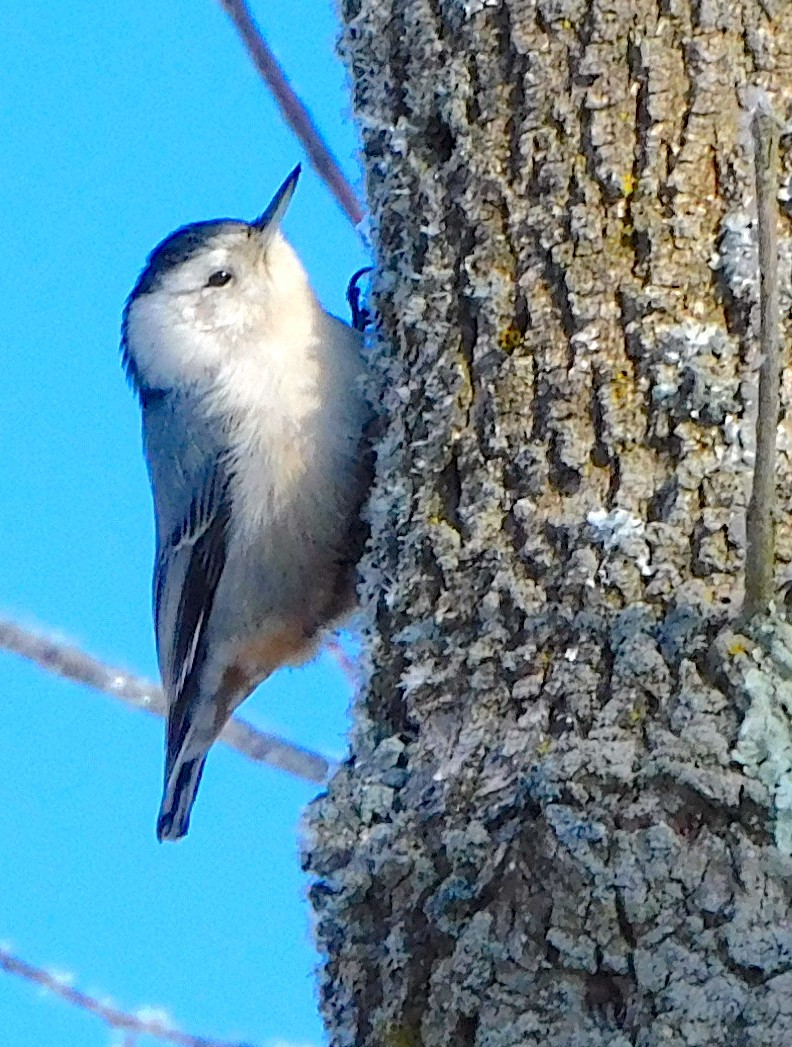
[157, 669, 244, 841]
[157, 750, 208, 841]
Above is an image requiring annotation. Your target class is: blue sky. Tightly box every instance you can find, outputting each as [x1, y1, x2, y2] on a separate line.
[1, 2, 367, 1044]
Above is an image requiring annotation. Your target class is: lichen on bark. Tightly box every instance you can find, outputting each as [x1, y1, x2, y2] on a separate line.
[303, 2, 792, 1044]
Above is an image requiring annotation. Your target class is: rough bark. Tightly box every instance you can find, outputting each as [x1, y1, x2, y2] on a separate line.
[304, 2, 792, 1044]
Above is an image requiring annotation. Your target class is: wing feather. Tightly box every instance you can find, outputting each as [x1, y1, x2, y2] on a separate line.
[142, 391, 233, 765]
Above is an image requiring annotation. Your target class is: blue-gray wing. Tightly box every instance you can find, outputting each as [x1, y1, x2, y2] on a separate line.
[141, 390, 232, 759]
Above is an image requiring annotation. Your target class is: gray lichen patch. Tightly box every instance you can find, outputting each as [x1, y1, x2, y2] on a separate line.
[732, 622, 792, 854]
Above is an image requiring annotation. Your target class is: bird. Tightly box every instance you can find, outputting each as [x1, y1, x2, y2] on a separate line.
[121, 166, 371, 841]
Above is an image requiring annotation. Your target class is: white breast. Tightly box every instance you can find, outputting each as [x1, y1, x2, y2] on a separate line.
[213, 308, 367, 547]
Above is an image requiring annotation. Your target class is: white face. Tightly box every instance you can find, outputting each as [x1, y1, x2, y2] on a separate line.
[125, 228, 314, 391]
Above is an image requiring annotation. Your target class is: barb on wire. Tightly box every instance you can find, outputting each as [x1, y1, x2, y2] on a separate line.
[217, 0, 364, 227]
[0, 618, 332, 784]
[0, 944, 256, 1047]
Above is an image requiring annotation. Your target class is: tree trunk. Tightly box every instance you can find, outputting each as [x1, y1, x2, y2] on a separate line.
[304, 2, 792, 1044]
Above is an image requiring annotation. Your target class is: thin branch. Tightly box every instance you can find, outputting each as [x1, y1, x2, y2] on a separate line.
[0, 618, 331, 784]
[744, 105, 782, 618]
[0, 944, 256, 1047]
[217, 0, 364, 227]
[324, 634, 362, 689]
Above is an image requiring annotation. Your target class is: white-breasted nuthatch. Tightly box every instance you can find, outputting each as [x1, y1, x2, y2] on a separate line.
[121, 167, 371, 841]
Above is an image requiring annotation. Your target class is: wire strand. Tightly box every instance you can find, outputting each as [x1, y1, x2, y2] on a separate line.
[217, 0, 364, 227]
[0, 618, 332, 784]
[0, 944, 257, 1047]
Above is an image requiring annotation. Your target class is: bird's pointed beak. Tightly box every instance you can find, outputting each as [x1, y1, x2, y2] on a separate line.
[253, 164, 301, 241]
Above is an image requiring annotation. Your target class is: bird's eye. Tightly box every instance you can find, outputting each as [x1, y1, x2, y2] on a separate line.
[206, 270, 232, 288]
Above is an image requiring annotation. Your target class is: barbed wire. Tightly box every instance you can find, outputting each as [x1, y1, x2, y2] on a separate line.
[0, 618, 332, 784]
[217, 0, 364, 227]
[0, 944, 257, 1047]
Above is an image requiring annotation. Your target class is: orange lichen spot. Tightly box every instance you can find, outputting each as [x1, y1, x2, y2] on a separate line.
[727, 638, 749, 657]
[498, 325, 524, 353]
[386, 1025, 419, 1047]
[611, 368, 633, 403]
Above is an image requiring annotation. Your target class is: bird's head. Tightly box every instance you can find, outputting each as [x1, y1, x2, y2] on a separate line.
[121, 165, 313, 395]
